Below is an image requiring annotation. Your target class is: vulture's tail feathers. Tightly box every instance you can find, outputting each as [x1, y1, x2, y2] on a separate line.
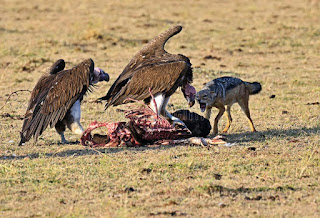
[19, 133, 26, 146]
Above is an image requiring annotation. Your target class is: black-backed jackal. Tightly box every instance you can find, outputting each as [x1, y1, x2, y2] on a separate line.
[195, 77, 261, 135]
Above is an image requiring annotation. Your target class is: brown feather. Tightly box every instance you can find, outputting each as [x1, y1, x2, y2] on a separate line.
[101, 25, 192, 108]
[131, 25, 182, 60]
[20, 59, 94, 144]
[111, 61, 188, 106]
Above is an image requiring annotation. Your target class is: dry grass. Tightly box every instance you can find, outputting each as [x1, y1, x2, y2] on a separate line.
[1, 0, 320, 217]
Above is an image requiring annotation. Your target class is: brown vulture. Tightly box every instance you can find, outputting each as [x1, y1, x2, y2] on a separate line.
[19, 58, 109, 145]
[99, 25, 196, 127]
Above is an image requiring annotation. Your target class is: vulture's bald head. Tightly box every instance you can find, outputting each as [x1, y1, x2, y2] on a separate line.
[182, 84, 196, 107]
[92, 67, 109, 84]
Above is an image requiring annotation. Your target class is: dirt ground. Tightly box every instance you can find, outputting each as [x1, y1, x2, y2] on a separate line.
[0, 0, 319, 217]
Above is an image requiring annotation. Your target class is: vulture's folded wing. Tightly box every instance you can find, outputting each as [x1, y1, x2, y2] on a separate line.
[105, 60, 189, 107]
[20, 59, 94, 143]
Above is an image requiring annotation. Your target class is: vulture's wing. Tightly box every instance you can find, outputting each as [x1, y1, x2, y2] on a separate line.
[134, 25, 182, 58]
[20, 59, 94, 144]
[105, 60, 189, 107]
[26, 59, 66, 107]
[100, 25, 183, 107]
[48, 59, 65, 75]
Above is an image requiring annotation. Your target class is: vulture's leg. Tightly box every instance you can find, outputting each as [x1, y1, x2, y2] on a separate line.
[149, 94, 186, 128]
[55, 120, 68, 144]
[66, 100, 84, 135]
[149, 93, 165, 116]
[161, 96, 187, 128]
[60, 133, 68, 144]
[69, 121, 84, 135]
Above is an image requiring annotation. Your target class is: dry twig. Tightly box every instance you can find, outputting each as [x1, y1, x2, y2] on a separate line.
[0, 89, 31, 111]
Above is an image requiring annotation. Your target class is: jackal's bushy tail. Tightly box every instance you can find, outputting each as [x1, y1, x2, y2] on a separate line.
[245, 82, 262, 95]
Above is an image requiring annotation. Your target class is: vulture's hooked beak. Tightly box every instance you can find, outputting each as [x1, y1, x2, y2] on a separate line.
[94, 68, 110, 82]
[182, 84, 196, 107]
[187, 94, 195, 107]
[99, 69, 110, 82]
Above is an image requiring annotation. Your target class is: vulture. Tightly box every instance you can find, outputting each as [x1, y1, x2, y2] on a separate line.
[99, 25, 196, 127]
[19, 59, 109, 145]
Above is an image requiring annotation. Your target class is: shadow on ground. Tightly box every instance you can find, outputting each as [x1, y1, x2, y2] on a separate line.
[1, 126, 319, 161]
[0, 145, 163, 160]
[224, 126, 320, 143]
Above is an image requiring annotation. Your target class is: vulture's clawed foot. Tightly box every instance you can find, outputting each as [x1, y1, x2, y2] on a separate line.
[59, 134, 70, 144]
[59, 139, 80, 145]
[172, 119, 191, 133]
[60, 139, 69, 144]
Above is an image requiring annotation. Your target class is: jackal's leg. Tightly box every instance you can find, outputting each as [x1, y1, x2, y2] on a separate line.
[238, 97, 256, 132]
[223, 105, 232, 133]
[213, 105, 225, 135]
[204, 106, 213, 120]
